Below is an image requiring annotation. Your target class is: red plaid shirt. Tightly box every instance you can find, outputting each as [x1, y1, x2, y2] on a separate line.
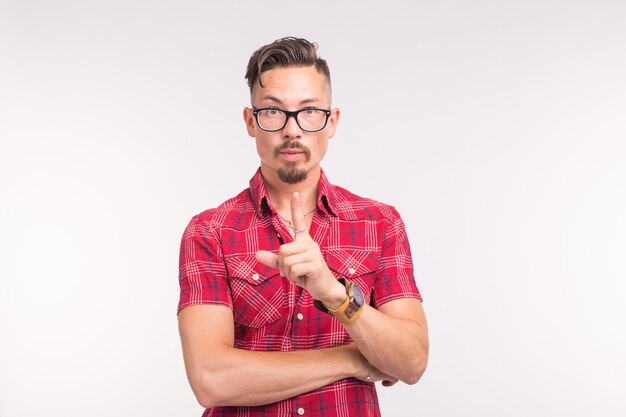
[178, 168, 421, 417]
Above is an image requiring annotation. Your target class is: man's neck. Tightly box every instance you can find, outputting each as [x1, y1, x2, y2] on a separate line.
[261, 166, 321, 216]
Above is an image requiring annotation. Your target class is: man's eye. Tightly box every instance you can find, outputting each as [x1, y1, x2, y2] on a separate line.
[266, 109, 280, 116]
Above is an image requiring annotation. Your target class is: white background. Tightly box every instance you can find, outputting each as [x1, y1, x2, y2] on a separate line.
[1, 1, 625, 416]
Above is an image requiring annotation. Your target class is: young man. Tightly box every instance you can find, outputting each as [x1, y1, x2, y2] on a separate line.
[178, 37, 429, 417]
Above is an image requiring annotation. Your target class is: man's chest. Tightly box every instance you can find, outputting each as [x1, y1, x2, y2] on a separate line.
[220, 215, 384, 349]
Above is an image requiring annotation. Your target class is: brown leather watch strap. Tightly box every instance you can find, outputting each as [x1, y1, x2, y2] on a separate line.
[322, 281, 363, 325]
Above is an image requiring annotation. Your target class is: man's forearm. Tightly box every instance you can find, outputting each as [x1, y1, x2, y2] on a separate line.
[188, 344, 364, 409]
[343, 300, 429, 384]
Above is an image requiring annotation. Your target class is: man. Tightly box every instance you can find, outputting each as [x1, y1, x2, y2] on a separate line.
[178, 37, 428, 417]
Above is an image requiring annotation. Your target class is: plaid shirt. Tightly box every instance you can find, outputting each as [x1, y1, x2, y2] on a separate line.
[178, 168, 421, 417]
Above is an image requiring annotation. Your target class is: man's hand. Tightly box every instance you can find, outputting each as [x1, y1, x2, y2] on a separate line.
[256, 192, 344, 305]
[358, 364, 399, 387]
[348, 345, 398, 387]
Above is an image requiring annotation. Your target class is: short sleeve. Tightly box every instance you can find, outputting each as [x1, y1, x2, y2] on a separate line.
[371, 208, 422, 307]
[177, 215, 233, 314]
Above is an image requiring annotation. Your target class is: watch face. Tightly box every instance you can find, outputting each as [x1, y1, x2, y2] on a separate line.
[351, 282, 365, 307]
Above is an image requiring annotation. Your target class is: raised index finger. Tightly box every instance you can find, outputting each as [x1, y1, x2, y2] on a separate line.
[290, 192, 308, 240]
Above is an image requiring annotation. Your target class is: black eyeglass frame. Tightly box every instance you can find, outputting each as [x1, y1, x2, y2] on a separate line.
[252, 107, 332, 132]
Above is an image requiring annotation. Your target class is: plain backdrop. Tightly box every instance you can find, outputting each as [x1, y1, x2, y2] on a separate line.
[1, 1, 625, 416]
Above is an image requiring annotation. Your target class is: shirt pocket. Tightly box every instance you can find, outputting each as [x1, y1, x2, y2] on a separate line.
[324, 249, 380, 304]
[225, 255, 286, 329]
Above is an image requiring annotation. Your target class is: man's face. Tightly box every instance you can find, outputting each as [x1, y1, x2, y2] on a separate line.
[243, 65, 340, 185]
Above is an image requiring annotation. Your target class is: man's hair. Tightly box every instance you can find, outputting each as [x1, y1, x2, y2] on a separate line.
[245, 37, 331, 94]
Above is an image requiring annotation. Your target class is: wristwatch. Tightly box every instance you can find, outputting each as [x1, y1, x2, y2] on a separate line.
[314, 278, 365, 324]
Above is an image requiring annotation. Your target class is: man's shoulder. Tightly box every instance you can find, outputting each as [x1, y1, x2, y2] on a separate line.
[330, 184, 400, 222]
[191, 188, 256, 230]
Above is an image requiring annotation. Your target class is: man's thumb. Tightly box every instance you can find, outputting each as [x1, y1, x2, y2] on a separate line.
[255, 250, 279, 269]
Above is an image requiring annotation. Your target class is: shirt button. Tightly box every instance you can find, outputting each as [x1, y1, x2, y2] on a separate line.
[252, 274, 260, 281]
[297, 313, 304, 320]
[297, 408, 305, 415]
[348, 268, 356, 275]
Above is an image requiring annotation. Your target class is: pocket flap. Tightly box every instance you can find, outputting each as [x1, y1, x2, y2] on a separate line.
[325, 249, 379, 278]
[225, 255, 280, 285]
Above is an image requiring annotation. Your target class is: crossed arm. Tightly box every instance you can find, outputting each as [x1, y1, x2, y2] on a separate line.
[178, 298, 428, 409]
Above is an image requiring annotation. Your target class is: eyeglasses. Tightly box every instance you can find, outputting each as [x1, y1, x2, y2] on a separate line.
[252, 107, 331, 132]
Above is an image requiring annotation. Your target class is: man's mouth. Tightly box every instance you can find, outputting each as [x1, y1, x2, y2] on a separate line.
[274, 141, 311, 162]
[280, 150, 304, 161]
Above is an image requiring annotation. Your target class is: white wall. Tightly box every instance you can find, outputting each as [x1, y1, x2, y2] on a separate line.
[1, 1, 625, 416]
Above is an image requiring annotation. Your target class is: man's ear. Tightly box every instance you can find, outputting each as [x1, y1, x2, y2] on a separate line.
[327, 107, 341, 139]
[243, 107, 256, 138]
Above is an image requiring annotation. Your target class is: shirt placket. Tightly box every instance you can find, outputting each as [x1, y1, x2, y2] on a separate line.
[294, 397, 310, 417]
[273, 211, 330, 417]
[271, 212, 290, 245]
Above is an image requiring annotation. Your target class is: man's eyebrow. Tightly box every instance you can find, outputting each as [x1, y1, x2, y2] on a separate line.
[260, 95, 322, 106]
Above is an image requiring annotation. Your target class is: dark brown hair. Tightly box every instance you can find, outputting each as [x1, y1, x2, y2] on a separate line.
[245, 37, 331, 94]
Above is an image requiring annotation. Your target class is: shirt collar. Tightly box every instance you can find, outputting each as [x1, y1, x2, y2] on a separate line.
[249, 167, 338, 218]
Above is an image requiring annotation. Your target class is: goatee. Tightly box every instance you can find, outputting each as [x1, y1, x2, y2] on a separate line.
[274, 141, 311, 184]
[277, 164, 308, 184]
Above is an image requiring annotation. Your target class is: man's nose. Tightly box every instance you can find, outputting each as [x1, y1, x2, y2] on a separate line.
[282, 114, 303, 139]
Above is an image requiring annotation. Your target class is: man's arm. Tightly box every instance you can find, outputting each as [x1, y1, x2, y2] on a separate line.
[178, 304, 385, 409]
[343, 298, 428, 384]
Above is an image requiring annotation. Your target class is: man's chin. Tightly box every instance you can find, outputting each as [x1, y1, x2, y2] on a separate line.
[277, 167, 308, 184]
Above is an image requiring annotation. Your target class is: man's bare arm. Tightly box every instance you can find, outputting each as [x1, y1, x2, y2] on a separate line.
[178, 304, 386, 409]
[343, 298, 429, 384]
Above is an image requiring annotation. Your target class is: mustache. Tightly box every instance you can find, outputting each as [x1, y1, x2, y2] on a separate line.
[273, 141, 312, 159]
